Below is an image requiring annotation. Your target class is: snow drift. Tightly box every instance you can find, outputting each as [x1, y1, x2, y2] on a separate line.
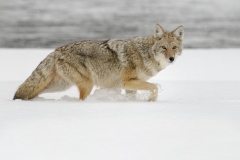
[0, 49, 240, 160]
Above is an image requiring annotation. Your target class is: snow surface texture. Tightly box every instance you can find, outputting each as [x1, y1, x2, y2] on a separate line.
[0, 49, 240, 160]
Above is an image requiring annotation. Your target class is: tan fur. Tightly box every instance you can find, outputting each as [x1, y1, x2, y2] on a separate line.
[13, 24, 184, 101]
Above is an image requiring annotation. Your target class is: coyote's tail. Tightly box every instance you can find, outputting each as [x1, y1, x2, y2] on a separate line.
[13, 53, 55, 100]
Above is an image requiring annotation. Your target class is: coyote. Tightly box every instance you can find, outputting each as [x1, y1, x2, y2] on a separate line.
[13, 24, 184, 101]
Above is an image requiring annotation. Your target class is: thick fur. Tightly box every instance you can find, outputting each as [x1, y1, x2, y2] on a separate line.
[13, 24, 184, 101]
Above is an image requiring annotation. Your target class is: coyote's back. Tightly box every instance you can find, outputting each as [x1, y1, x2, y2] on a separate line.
[14, 24, 184, 101]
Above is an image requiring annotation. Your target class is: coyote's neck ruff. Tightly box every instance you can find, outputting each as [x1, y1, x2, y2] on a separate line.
[14, 24, 184, 101]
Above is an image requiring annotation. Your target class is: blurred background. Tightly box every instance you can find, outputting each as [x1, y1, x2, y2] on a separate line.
[0, 0, 239, 48]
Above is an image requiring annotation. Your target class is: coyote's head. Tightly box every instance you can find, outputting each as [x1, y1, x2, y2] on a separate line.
[152, 24, 184, 65]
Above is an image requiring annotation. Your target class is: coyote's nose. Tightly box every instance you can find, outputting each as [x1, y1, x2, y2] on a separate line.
[169, 57, 174, 62]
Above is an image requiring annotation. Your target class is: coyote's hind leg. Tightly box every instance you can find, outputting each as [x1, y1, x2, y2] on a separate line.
[56, 59, 93, 100]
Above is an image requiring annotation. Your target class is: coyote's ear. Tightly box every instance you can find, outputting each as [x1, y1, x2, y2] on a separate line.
[173, 26, 184, 41]
[154, 24, 165, 39]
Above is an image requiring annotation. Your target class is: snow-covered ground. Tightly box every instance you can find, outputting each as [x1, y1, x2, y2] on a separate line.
[0, 49, 240, 160]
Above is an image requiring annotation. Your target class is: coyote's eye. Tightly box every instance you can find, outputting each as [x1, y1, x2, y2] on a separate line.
[162, 46, 167, 50]
[172, 46, 177, 49]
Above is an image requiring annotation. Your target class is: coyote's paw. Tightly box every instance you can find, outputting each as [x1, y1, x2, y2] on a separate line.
[148, 89, 158, 102]
[148, 96, 157, 102]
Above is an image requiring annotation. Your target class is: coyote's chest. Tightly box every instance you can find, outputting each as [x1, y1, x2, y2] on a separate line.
[136, 63, 163, 81]
[137, 56, 169, 81]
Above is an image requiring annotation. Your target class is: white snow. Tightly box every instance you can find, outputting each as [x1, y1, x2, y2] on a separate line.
[0, 48, 240, 160]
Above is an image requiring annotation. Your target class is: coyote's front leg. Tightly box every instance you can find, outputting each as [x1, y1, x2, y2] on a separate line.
[125, 90, 137, 100]
[123, 80, 158, 101]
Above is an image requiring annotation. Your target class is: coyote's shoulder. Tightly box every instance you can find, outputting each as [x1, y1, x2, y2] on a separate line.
[14, 24, 184, 101]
